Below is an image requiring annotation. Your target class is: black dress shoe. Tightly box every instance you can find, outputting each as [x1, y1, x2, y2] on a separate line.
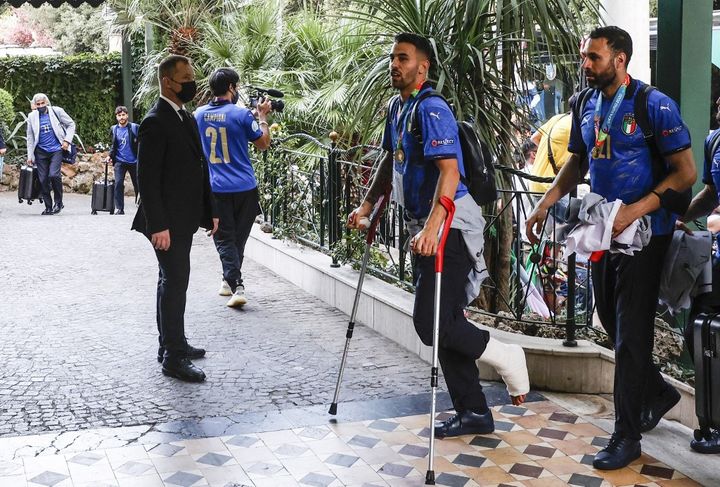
[434, 410, 494, 438]
[157, 344, 206, 363]
[640, 385, 680, 433]
[41, 208, 54, 215]
[116, 210, 125, 215]
[52, 203, 64, 214]
[593, 434, 641, 470]
[691, 429, 720, 454]
[161, 357, 206, 382]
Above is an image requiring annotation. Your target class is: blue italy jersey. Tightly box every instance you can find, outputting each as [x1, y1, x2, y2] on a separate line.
[702, 128, 720, 256]
[381, 85, 468, 220]
[194, 100, 263, 193]
[568, 79, 691, 236]
[114, 125, 137, 163]
[38, 112, 62, 153]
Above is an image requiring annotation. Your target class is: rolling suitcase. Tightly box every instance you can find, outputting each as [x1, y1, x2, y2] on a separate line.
[692, 313, 720, 441]
[91, 161, 115, 215]
[18, 165, 43, 205]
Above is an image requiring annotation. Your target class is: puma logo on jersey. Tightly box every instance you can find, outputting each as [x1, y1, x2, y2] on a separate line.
[660, 104, 671, 111]
[429, 112, 441, 120]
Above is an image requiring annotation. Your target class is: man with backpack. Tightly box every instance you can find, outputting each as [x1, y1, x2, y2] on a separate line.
[675, 96, 720, 454]
[526, 26, 697, 470]
[348, 32, 529, 438]
[108, 106, 139, 215]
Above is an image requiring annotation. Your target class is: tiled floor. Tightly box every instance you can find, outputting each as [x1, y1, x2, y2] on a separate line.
[0, 400, 700, 487]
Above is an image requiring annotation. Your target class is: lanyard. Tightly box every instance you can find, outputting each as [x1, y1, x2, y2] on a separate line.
[593, 74, 630, 155]
[395, 82, 425, 153]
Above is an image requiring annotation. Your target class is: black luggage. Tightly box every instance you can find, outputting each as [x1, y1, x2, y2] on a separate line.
[18, 165, 43, 205]
[692, 313, 720, 441]
[91, 161, 115, 215]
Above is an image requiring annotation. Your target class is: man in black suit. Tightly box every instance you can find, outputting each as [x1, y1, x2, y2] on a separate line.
[132, 54, 218, 382]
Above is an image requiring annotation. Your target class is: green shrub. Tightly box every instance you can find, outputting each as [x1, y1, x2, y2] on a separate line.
[0, 88, 13, 133]
[0, 53, 124, 145]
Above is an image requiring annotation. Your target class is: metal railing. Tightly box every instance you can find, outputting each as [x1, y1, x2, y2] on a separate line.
[254, 132, 693, 382]
[253, 132, 596, 346]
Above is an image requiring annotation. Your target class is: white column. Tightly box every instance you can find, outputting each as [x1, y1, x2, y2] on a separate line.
[600, 0, 651, 83]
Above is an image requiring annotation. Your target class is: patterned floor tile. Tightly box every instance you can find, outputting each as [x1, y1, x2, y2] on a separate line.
[224, 435, 260, 449]
[367, 420, 401, 433]
[435, 471, 472, 486]
[162, 470, 206, 487]
[67, 452, 104, 467]
[195, 451, 235, 467]
[348, 435, 382, 449]
[28, 471, 69, 487]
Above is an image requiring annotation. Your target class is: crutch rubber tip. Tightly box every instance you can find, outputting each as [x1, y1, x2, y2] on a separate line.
[425, 471, 435, 484]
[328, 403, 338, 415]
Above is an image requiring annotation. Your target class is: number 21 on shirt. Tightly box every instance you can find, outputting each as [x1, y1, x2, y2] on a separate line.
[205, 127, 231, 164]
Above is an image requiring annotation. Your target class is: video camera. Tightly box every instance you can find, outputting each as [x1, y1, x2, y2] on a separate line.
[248, 86, 285, 113]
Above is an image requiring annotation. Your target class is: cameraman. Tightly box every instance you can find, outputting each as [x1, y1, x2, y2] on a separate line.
[195, 68, 271, 307]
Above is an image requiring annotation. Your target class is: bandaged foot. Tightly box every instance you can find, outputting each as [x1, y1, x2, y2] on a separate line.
[479, 337, 530, 405]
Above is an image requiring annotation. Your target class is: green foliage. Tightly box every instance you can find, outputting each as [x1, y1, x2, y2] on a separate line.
[17, 4, 110, 55]
[0, 88, 13, 133]
[0, 53, 122, 145]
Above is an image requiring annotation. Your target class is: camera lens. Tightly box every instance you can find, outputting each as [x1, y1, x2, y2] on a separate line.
[271, 100, 285, 113]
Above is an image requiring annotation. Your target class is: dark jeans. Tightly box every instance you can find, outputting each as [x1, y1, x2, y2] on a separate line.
[154, 233, 194, 358]
[34, 148, 63, 210]
[213, 188, 260, 289]
[413, 229, 491, 413]
[591, 235, 672, 441]
[113, 162, 138, 211]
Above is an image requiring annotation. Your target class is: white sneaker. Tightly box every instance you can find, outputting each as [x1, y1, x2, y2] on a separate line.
[226, 285, 247, 307]
[218, 280, 232, 296]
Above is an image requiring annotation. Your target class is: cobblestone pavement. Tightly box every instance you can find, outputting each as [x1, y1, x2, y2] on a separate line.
[0, 193, 439, 438]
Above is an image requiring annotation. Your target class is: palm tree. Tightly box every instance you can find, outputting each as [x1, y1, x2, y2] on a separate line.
[342, 0, 598, 311]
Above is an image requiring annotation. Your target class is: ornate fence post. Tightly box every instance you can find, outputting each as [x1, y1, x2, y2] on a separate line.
[564, 187, 578, 347]
[329, 131, 341, 267]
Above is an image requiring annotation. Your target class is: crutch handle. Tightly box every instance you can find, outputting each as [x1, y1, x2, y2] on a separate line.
[365, 187, 392, 245]
[435, 196, 456, 273]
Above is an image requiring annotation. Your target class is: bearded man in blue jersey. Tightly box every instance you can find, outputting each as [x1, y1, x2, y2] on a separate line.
[527, 26, 697, 470]
[195, 68, 272, 308]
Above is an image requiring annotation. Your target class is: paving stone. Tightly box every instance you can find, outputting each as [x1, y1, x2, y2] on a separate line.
[0, 194, 435, 438]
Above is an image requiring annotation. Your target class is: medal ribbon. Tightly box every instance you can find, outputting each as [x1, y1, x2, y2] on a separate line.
[593, 74, 630, 156]
[395, 82, 425, 156]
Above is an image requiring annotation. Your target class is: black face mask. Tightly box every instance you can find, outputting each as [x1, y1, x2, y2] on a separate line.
[231, 87, 240, 105]
[172, 80, 197, 103]
[37, 106, 48, 115]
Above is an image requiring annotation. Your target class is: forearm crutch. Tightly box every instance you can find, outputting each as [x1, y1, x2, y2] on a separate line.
[329, 188, 392, 415]
[425, 195, 456, 485]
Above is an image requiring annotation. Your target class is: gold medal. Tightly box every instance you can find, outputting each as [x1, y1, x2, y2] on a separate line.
[591, 146, 600, 159]
[394, 148, 405, 163]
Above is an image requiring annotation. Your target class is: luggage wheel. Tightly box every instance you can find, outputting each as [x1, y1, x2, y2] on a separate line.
[18, 198, 23, 203]
[27, 201, 32, 205]
[91, 210, 97, 215]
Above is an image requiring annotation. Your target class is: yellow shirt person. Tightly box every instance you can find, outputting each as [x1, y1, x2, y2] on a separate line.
[529, 113, 572, 194]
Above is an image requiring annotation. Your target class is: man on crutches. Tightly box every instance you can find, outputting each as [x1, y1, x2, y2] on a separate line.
[348, 33, 530, 446]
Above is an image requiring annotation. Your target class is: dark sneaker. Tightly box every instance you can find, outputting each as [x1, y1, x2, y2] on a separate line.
[157, 344, 206, 363]
[161, 357, 205, 382]
[116, 209, 125, 215]
[41, 208, 54, 215]
[593, 434, 641, 470]
[640, 385, 681, 433]
[691, 429, 720, 454]
[434, 410, 494, 438]
[52, 202, 64, 214]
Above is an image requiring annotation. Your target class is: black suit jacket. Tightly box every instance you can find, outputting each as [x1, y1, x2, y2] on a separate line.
[132, 98, 214, 236]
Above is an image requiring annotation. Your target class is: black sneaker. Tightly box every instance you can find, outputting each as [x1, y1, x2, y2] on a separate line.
[640, 385, 680, 433]
[41, 208, 54, 215]
[434, 409, 494, 438]
[593, 433, 641, 470]
[691, 429, 720, 454]
[116, 209, 125, 215]
[52, 202, 64, 214]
